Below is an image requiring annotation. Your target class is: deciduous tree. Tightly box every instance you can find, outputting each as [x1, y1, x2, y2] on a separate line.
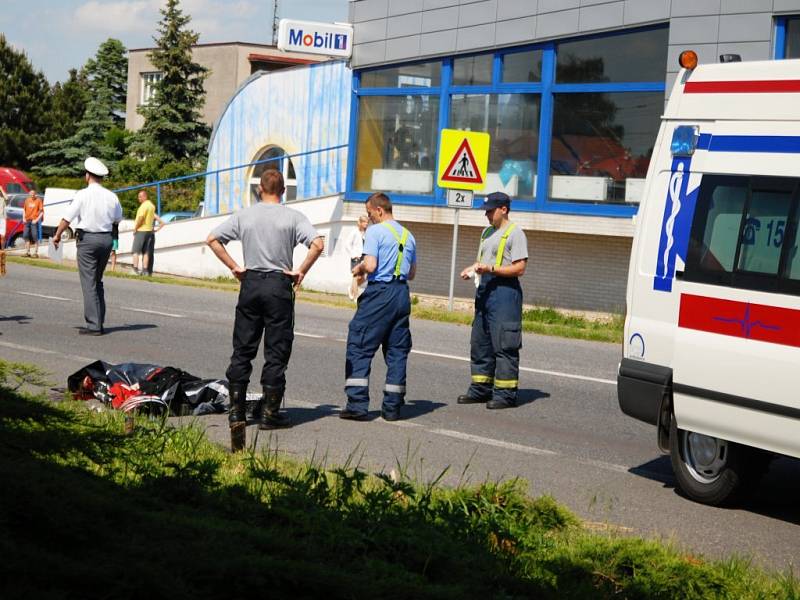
[0, 34, 52, 170]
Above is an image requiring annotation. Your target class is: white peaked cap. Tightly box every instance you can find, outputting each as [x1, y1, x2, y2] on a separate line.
[84, 157, 109, 177]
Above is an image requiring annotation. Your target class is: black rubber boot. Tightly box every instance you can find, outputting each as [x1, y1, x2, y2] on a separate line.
[228, 383, 248, 452]
[259, 386, 291, 430]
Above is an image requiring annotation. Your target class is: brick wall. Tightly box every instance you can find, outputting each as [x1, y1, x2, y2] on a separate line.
[407, 221, 631, 313]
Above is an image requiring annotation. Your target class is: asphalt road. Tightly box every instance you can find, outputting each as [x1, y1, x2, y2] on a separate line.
[1, 263, 799, 571]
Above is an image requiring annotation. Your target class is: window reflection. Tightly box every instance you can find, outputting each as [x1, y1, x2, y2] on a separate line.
[502, 49, 542, 83]
[355, 96, 439, 194]
[549, 92, 662, 203]
[453, 55, 493, 86]
[556, 27, 668, 83]
[360, 61, 441, 88]
[786, 18, 800, 59]
[450, 94, 539, 198]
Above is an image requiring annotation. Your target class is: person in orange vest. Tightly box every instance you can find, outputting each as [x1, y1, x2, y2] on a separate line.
[22, 190, 43, 258]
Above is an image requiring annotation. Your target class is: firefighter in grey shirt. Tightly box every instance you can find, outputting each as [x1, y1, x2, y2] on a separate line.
[207, 170, 324, 450]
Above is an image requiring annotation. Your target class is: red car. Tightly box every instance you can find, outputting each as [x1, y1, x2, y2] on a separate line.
[1, 168, 36, 248]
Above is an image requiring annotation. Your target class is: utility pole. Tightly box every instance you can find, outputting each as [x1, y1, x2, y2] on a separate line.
[272, 0, 280, 45]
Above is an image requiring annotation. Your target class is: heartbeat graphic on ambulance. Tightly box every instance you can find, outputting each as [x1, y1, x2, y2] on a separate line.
[713, 304, 781, 339]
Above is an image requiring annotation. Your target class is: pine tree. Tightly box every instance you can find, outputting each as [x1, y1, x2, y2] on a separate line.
[49, 68, 90, 141]
[84, 38, 127, 126]
[0, 34, 52, 170]
[132, 0, 210, 163]
[131, 0, 210, 164]
[30, 38, 128, 176]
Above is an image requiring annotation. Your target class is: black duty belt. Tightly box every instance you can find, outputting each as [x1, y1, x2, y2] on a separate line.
[244, 270, 291, 280]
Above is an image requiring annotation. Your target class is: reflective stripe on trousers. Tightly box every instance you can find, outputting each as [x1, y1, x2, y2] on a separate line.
[468, 276, 522, 403]
[344, 281, 411, 414]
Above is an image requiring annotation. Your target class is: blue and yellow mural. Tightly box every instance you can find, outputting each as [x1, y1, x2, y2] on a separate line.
[204, 60, 351, 214]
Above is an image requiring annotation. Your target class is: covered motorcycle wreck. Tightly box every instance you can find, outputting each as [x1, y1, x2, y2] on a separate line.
[67, 361, 230, 416]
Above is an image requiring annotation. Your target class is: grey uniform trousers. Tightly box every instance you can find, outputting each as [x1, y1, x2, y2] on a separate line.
[77, 232, 113, 331]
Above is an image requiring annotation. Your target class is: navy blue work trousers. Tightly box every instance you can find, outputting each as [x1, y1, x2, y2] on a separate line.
[344, 280, 411, 415]
[467, 276, 523, 404]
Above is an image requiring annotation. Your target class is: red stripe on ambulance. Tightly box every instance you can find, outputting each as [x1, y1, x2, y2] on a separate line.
[684, 80, 800, 93]
[678, 293, 800, 348]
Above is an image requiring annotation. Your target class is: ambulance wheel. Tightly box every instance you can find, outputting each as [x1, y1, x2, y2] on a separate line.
[60, 228, 73, 241]
[669, 420, 748, 506]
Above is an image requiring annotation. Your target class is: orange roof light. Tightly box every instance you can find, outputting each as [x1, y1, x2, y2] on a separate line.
[679, 50, 698, 70]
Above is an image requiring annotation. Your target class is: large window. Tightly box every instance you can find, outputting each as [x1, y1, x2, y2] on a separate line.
[556, 27, 668, 83]
[685, 175, 800, 295]
[550, 92, 663, 203]
[450, 94, 539, 197]
[349, 25, 668, 216]
[354, 96, 439, 194]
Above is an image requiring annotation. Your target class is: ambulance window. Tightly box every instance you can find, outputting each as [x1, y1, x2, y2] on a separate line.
[687, 177, 747, 278]
[736, 188, 793, 276]
[786, 210, 800, 281]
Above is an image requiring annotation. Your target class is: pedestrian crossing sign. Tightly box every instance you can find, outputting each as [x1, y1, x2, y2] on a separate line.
[437, 129, 490, 191]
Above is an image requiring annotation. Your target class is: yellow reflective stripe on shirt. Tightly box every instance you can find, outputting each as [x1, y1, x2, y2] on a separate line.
[471, 374, 494, 383]
[380, 221, 409, 277]
[494, 223, 517, 268]
[494, 378, 518, 389]
[477, 226, 494, 262]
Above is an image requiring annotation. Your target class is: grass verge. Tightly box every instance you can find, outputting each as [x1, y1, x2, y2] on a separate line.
[0, 359, 796, 599]
[7, 256, 622, 343]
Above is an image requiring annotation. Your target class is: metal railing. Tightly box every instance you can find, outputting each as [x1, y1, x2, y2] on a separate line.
[3, 144, 347, 249]
[113, 144, 347, 214]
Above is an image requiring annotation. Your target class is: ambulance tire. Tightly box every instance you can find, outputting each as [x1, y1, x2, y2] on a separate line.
[669, 420, 755, 506]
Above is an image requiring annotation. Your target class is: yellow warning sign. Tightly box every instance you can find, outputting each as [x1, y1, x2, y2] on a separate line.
[437, 129, 490, 191]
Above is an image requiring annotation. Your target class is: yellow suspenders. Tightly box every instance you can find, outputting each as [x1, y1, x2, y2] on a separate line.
[478, 222, 517, 268]
[380, 221, 410, 278]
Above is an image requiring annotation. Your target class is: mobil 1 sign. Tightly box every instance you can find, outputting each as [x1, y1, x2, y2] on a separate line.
[277, 19, 353, 58]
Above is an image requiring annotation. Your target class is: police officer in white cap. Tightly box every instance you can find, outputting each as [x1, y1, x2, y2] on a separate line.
[54, 157, 123, 335]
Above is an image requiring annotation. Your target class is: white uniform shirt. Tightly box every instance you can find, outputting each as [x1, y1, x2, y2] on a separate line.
[343, 226, 365, 259]
[65, 182, 123, 232]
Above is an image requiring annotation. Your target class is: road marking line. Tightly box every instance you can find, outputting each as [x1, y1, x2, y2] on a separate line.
[0, 341, 93, 363]
[17, 291, 73, 302]
[409, 349, 616, 386]
[256, 400, 634, 475]
[294, 336, 616, 387]
[121, 307, 185, 318]
[430, 428, 558, 456]
[576, 457, 630, 474]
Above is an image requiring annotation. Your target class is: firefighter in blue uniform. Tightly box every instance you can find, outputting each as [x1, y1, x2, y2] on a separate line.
[458, 192, 529, 409]
[342, 192, 417, 421]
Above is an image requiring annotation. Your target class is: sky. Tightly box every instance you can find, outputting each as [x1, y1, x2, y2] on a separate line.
[1, 0, 350, 83]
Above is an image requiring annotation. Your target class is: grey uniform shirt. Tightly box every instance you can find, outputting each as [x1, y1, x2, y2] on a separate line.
[479, 222, 529, 267]
[211, 202, 319, 272]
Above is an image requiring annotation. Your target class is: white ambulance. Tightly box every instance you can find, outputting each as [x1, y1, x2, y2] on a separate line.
[618, 51, 800, 506]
